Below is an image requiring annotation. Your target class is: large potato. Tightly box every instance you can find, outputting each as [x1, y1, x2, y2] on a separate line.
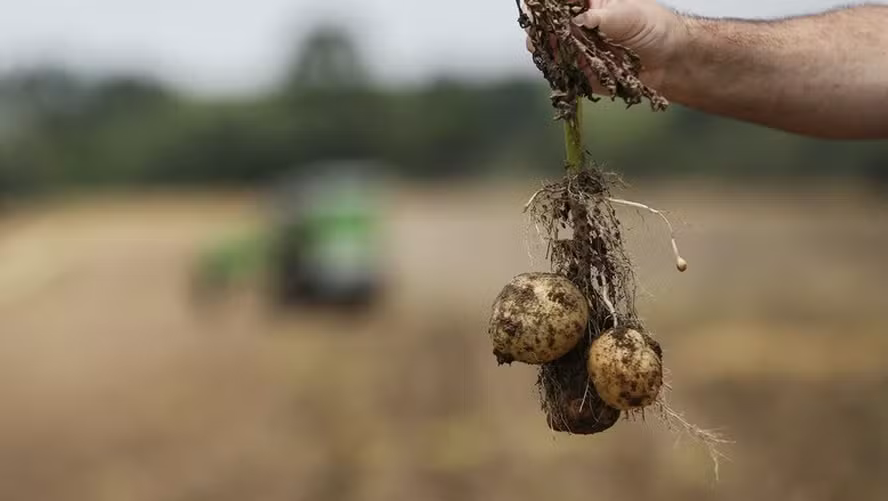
[488, 273, 589, 365]
[587, 328, 663, 410]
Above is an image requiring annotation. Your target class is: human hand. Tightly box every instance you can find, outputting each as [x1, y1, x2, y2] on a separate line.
[527, 0, 688, 92]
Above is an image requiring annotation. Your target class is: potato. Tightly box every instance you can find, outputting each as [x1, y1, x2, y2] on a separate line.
[488, 273, 589, 365]
[587, 328, 663, 410]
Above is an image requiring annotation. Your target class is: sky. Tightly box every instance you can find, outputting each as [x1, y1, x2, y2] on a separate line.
[0, 0, 877, 95]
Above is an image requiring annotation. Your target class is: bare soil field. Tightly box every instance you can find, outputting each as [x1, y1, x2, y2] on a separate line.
[0, 184, 886, 501]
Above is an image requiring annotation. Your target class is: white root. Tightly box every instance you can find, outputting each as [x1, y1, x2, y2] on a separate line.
[524, 187, 545, 213]
[652, 393, 732, 482]
[597, 281, 618, 327]
[523, 185, 565, 213]
[606, 197, 688, 273]
[578, 381, 592, 412]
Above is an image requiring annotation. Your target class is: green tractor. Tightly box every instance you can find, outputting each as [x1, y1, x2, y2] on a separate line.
[193, 162, 385, 311]
[268, 164, 384, 308]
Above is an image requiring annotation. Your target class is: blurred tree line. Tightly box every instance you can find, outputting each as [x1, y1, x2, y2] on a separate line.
[0, 26, 885, 197]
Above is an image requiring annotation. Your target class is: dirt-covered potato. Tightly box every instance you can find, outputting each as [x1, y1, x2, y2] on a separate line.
[489, 273, 589, 365]
[587, 327, 663, 410]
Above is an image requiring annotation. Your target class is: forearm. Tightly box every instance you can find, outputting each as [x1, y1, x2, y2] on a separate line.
[663, 6, 888, 139]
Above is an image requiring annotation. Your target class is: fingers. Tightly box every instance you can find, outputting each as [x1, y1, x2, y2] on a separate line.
[526, 33, 608, 95]
[572, 9, 605, 30]
[574, 2, 650, 47]
[525, 4, 606, 55]
[577, 54, 609, 96]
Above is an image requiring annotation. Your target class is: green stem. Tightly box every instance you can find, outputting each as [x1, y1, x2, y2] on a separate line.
[563, 99, 585, 173]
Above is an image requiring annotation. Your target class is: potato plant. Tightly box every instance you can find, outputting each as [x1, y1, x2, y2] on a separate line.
[488, 0, 727, 472]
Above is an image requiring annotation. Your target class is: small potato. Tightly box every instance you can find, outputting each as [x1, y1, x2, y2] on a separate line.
[489, 273, 589, 365]
[587, 328, 663, 410]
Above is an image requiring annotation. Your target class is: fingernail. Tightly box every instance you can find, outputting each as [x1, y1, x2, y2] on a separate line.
[571, 14, 587, 26]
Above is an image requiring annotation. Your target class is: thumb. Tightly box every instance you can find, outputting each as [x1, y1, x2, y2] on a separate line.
[573, 4, 645, 45]
[572, 9, 604, 30]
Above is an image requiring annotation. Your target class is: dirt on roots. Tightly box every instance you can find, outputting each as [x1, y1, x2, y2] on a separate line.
[526, 169, 653, 433]
[517, 0, 671, 434]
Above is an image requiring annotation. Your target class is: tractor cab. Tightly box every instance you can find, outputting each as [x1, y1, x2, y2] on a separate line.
[267, 162, 385, 309]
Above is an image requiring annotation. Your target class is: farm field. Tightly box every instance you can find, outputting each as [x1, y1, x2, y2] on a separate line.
[1, 183, 886, 501]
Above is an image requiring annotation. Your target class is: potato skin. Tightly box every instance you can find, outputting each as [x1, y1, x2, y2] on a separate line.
[489, 273, 589, 365]
[587, 328, 663, 410]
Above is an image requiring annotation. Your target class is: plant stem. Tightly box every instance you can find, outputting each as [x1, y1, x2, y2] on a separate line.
[563, 99, 585, 172]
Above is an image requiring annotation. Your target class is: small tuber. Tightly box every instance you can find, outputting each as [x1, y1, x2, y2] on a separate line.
[587, 327, 664, 410]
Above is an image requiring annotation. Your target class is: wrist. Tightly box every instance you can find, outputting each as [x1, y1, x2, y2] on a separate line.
[655, 11, 697, 101]
[657, 11, 713, 104]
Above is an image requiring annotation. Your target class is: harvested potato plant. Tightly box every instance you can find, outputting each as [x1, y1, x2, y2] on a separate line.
[488, 0, 726, 460]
